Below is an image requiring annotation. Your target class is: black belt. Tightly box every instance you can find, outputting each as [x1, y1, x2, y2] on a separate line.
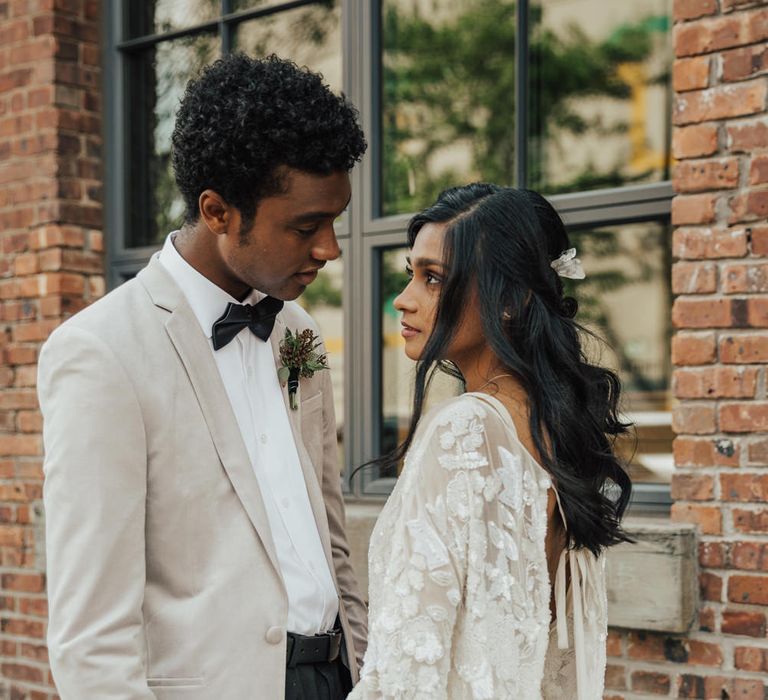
[286, 629, 343, 668]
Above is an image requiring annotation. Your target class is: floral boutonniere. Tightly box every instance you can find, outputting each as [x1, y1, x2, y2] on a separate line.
[277, 328, 328, 410]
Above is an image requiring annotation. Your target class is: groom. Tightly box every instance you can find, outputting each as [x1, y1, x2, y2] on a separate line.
[38, 53, 367, 699]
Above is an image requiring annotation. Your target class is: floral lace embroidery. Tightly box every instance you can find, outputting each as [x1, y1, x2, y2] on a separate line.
[349, 396, 607, 700]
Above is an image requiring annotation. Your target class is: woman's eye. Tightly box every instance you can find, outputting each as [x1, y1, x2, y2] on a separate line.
[405, 265, 414, 278]
[425, 272, 442, 285]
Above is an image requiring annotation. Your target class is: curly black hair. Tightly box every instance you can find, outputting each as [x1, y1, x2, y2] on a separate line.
[171, 52, 367, 226]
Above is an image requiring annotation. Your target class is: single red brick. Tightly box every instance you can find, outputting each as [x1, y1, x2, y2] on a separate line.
[735, 645, 768, 672]
[688, 639, 723, 666]
[751, 155, 768, 185]
[673, 227, 748, 259]
[673, 403, 717, 434]
[606, 631, 623, 657]
[672, 503, 723, 534]
[722, 44, 768, 82]
[605, 664, 626, 690]
[631, 670, 670, 694]
[1, 617, 44, 638]
[748, 297, 768, 327]
[672, 261, 717, 294]
[727, 118, 768, 153]
[723, 263, 768, 293]
[730, 541, 768, 571]
[674, 9, 768, 57]
[699, 606, 716, 632]
[673, 157, 740, 192]
[673, 55, 710, 92]
[699, 542, 726, 567]
[700, 571, 724, 600]
[672, 193, 718, 224]
[672, 298, 735, 329]
[674, 436, 740, 467]
[673, 366, 757, 399]
[720, 333, 768, 363]
[673, 124, 719, 159]
[721, 473, 768, 501]
[720, 403, 768, 432]
[730, 189, 768, 224]
[748, 437, 768, 464]
[0, 662, 44, 683]
[721, 610, 766, 637]
[672, 332, 717, 365]
[673, 0, 718, 21]
[734, 508, 768, 533]
[671, 473, 714, 500]
[729, 574, 768, 605]
[674, 81, 767, 125]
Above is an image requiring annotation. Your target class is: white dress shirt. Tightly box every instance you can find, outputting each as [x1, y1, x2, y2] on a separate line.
[158, 233, 339, 635]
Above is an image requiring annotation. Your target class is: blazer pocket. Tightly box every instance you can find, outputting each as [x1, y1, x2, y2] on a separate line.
[300, 391, 324, 476]
[147, 677, 205, 688]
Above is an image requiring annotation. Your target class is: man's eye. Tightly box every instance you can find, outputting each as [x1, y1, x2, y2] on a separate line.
[295, 226, 319, 236]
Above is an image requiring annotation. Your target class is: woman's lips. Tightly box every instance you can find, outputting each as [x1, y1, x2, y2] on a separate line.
[401, 321, 420, 339]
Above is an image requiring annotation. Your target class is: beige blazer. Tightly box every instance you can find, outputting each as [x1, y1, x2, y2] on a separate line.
[38, 257, 367, 699]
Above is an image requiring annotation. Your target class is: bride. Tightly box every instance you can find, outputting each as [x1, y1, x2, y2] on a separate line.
[348, 183, 632, 699]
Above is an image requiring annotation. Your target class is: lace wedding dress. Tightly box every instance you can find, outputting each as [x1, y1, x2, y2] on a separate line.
[348, 393, 608, 700]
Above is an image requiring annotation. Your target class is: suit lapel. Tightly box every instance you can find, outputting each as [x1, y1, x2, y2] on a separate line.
[139, 259, 284, 583]
[270, 315, 336, 580]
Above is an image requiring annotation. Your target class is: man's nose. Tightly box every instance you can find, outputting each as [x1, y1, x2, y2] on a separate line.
[312, 225, 341, 262]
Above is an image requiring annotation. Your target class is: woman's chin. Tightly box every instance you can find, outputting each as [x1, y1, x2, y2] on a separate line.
[403, 344, 423, 362]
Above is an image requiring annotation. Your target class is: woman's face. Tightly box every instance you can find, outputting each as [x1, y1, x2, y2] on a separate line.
[393, 222, 485, 365]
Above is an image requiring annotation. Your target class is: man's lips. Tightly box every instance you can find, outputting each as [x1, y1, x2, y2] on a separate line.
[294, 269, 320, 285]
[401, 321, 420, 338]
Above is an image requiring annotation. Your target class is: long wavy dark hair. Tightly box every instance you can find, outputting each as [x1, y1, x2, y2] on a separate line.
[382, 183, 632, 555]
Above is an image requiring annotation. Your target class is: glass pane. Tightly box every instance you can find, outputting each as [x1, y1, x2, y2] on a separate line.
[126, 34, 220, 248]
[528, 0, 672, 194]
[233, 1, 342, 93]
[567, 221, 673, 485]
[127, 0, 221, 38]
[379, 1, 517, 217]
[377, 247, 462, 484]
[297, 255, 345, 475]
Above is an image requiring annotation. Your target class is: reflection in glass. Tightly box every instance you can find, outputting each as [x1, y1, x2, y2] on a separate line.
[128, 0, 220, 38]
[377, 224, 673, 487]
[378, 247, 462, 481]
[234, 1, 341, 93]
[126, 34, 220, 248]
[298, 255, 345, 474]
[379, 1, 517, 217]
[567, 221, 673, 485]
[528, 0, 672, 193]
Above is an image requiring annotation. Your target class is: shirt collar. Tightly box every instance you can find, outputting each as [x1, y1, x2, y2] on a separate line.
[157, 231, 263, 339]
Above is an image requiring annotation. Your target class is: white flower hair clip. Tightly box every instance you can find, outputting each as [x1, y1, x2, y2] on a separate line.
[550, 248, 585, 280]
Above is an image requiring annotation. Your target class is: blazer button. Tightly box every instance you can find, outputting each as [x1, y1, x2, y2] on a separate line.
[265, 626, 284, 645]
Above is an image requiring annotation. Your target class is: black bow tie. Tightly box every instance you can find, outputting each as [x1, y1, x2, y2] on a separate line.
[211, 296, 284, 350]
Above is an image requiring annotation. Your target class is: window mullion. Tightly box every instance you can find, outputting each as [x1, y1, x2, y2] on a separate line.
[514, 0, 529, 188]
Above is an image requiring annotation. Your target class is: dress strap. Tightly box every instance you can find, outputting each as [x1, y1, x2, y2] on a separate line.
[555, 546, 592, 700]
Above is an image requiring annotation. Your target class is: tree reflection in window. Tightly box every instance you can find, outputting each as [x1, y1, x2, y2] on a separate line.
[380, 0, 671, 217]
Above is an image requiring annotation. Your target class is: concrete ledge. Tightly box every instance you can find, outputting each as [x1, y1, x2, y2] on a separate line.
[345, 505, 697, 634]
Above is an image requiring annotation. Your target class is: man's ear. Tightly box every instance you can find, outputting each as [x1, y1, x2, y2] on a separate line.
[198, 190, 231, 235]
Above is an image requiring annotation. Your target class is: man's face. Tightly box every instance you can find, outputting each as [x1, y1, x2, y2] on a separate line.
[217, 168, 350, 301]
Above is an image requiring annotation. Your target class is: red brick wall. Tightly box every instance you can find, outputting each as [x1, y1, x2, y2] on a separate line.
[606, 1, 768, 698]
[0, 1, 103, 697]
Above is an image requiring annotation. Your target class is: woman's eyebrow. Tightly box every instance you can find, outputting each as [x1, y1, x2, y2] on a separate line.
[406, 256, 445, 269]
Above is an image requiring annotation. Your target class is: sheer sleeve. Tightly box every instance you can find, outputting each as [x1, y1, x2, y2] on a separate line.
[350, 396, 554, 699]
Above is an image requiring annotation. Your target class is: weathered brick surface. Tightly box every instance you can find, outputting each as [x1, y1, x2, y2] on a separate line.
[601, 3, 768, 697]
[0, 1, 104, 696]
